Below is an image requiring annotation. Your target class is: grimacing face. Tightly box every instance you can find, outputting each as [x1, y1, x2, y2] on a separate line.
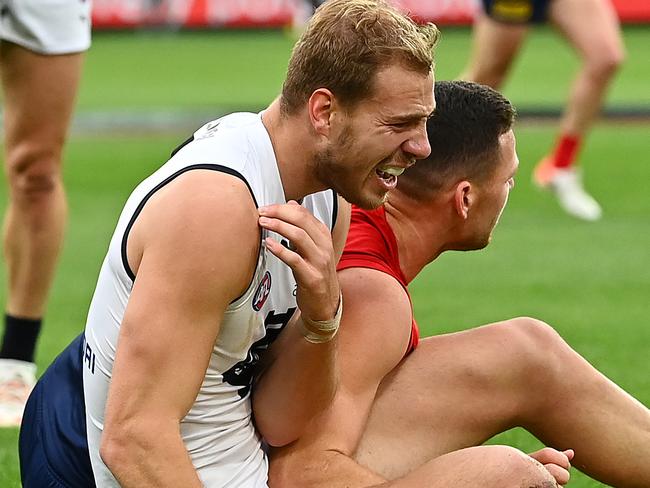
[315, 64, 435, 210]
[467, 129, 519, 250]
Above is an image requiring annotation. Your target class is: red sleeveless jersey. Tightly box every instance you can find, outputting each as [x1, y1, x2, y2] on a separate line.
[337, 205, 420, 356]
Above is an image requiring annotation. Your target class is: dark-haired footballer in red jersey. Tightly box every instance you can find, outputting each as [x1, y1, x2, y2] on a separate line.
[268, 81, 650, 488]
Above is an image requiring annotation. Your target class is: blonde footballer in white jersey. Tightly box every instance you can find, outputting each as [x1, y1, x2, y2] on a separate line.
[18, 1, 439, 486]
[81, 112, 342, 487]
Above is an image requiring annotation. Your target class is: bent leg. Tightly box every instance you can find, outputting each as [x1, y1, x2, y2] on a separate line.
[549, 0, 625, 136]
[382, 445, 558, 488]
[459, 13, 528, 89]
[355, 318, 650, 487]
[1, 42, 84, 318]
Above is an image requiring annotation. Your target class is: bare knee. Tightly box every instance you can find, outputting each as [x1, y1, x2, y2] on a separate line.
[6, 143, 63, 205]
[506, 317, 566, 361]
[498, 318, 573, 401]
[584, 46, 625, 82]
[489, 445, 558, 487]
[441, 446, 557, 488]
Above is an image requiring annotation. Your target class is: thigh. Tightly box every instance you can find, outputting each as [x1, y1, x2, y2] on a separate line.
[354, 319, 540, 479]
[549, 0, 624, 61]
[464, 12, 529, 88]
[1, 43, 84, 165]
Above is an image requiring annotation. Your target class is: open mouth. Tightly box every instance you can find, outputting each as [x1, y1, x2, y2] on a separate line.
[376, 165, 406, 187]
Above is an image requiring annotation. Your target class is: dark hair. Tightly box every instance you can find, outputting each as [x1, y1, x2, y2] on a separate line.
[397, 80, 516, 200]
[281, 0, 440, 116]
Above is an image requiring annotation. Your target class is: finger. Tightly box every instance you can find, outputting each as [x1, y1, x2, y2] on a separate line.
[263, 236, 304, 271]
[529, 448, 571, 470]
[259, 202, 340, 320]
[544, 463, 570, 486]
[563, 449, 575, 461]
[265, 236, 340, 320]
[259, 202, 332, 248]
[264, 236, 335, 297]
[259, 203, 331, 248]
[258, 215, 320, 257]
[258, 208, 337, 280]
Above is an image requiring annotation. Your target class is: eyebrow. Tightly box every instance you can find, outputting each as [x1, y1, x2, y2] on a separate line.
[390, 110, 433, 124]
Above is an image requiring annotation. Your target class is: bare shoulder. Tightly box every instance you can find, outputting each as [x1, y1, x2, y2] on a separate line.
[128, 169, 260, 301]
[338, 266, 413, 386]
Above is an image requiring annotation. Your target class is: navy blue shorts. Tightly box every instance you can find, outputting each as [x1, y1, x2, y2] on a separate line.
[20, 381, 70, 487]
[19, 334, 96, 488]
[481, 0, 552, 24]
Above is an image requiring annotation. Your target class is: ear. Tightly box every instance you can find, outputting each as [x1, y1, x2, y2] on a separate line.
[453, 181, 472, 220]
[308, 88, 335, 137]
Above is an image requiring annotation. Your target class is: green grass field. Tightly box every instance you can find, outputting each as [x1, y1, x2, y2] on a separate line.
[74, 26, 650, 111]
[1, 26, 649, 487]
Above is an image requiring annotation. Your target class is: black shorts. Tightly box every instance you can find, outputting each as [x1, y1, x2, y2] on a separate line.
[481, 0, 552, 24]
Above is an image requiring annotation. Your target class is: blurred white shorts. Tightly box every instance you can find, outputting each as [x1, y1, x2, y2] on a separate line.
[0, 0, 91, 55]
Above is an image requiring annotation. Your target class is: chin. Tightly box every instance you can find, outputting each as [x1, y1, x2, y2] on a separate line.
[476, 232, 493, 249]
[460, 235, 491, 252]
[338, 187, 387, 210]
[352, 192, 387, 210]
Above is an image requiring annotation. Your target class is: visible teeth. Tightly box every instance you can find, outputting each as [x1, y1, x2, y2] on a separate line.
[378, 166, 405, 176]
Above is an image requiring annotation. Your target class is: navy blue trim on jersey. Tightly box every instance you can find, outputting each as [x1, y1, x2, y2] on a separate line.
[20, 334, 96, 488]
[170, 135, 195, 158]
[120, 164, 259, 282]
[330, 190, 338, 232]
[481, 0, 551, 24]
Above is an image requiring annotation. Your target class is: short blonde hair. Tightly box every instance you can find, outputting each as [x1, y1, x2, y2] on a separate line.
[281, 0, 440, 115]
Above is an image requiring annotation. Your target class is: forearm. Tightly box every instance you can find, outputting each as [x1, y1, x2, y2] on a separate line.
[269, 447, 385, 488]
[254, 322, 338, 447]
[101, 422, 203, 488]
[254, 201, 346, 445]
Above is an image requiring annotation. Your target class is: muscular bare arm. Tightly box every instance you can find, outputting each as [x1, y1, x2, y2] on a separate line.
[99, 171, 260, 487]
[253, 197, 351, 447]
[268, 265, 414, 487]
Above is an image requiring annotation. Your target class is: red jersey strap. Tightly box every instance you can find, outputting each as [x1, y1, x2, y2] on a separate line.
[338, 206, 420, 356]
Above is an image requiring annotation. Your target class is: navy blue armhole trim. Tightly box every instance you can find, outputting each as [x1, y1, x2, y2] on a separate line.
[120, 164, 259, 282]
[330, 189, 338, 232]
[170, 135, 194, 158]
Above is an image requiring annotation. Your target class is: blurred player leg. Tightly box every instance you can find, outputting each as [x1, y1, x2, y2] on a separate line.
[354, 318, 650, 488]
[459, 12, 529, 89]
[0, 44, 84, 426]
[533, 0, 625, 221]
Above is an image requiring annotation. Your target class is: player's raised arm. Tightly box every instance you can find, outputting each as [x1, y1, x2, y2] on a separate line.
[253, 197, 350, 446]
[100, 171, 259, 487]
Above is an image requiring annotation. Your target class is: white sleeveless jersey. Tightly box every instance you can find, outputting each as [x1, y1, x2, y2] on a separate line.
[82, 112, 338, 487]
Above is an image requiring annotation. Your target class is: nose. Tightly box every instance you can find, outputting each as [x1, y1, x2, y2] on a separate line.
[403, 125, 431, 160]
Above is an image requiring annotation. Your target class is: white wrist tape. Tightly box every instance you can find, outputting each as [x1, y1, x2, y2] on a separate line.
[300, 293, 343, 344]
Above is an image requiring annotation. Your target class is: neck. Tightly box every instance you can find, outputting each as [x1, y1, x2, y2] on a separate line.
[261, 99, 326, 201]
[383, 191, 454, 282]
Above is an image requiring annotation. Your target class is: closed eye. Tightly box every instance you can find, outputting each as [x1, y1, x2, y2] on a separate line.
[390, 122, 410, 129]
